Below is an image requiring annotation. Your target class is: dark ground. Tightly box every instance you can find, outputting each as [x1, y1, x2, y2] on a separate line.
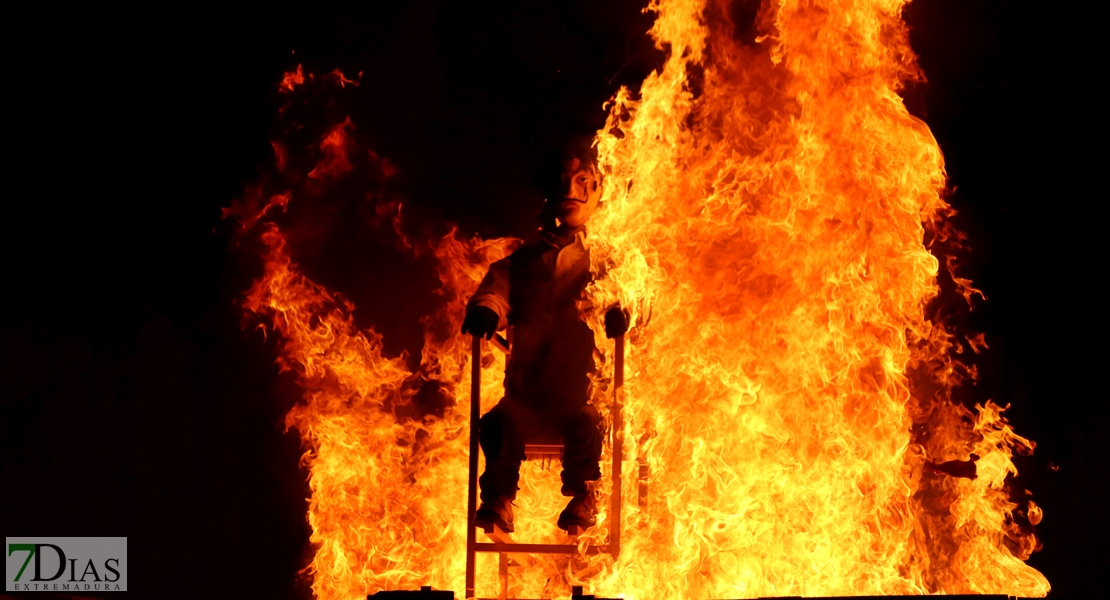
[2, 0, 1103, 598]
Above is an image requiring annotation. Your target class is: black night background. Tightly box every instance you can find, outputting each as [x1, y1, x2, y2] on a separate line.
[2, 0, 1103, 598]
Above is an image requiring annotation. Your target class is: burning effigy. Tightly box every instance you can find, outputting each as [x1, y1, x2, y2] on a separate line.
[224, 0, 1049, 598]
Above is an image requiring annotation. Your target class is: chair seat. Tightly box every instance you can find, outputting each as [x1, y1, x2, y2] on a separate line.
[523, 443, 563, 461]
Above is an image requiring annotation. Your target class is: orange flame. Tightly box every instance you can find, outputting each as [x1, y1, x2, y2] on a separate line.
[240, 220, 518, 598]
[308, 117, 355, 180]
[281, 64, 305, 93]
[327, 68, 361, 88]
[230, 1, 1048, 597]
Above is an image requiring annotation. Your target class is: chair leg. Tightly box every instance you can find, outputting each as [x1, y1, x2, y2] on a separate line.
[498, 552, 509, 600]
[466, 335, 482, 599]
[609, 334, 624, 559]
[638, 458, 649, 508]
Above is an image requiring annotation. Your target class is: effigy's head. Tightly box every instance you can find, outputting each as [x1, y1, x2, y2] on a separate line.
[540, 137, 602, 229]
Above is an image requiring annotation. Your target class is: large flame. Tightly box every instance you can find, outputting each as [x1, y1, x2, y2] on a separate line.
[228, 0, 1048, 598]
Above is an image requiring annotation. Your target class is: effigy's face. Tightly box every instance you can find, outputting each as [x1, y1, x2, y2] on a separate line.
[557, 157, 602, 227]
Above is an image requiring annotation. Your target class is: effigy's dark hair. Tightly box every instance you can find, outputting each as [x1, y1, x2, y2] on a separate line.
[560, 135, 600, 173]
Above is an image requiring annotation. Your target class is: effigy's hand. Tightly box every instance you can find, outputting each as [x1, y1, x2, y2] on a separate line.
[604, 305, 629, 339]
[461, 305, 499, 339]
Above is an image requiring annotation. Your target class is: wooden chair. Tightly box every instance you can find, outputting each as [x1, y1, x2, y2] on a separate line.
[464, 329, 624, 600]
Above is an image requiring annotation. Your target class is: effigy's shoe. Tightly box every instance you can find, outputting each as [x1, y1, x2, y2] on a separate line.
[475, 497, 515, 533]
[557, 491, 597, 532]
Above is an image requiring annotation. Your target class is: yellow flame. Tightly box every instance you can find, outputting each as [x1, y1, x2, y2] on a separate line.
[582, 0, 1047, 596]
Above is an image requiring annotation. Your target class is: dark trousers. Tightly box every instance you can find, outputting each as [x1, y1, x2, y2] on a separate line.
[478, 399, 602, 501]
